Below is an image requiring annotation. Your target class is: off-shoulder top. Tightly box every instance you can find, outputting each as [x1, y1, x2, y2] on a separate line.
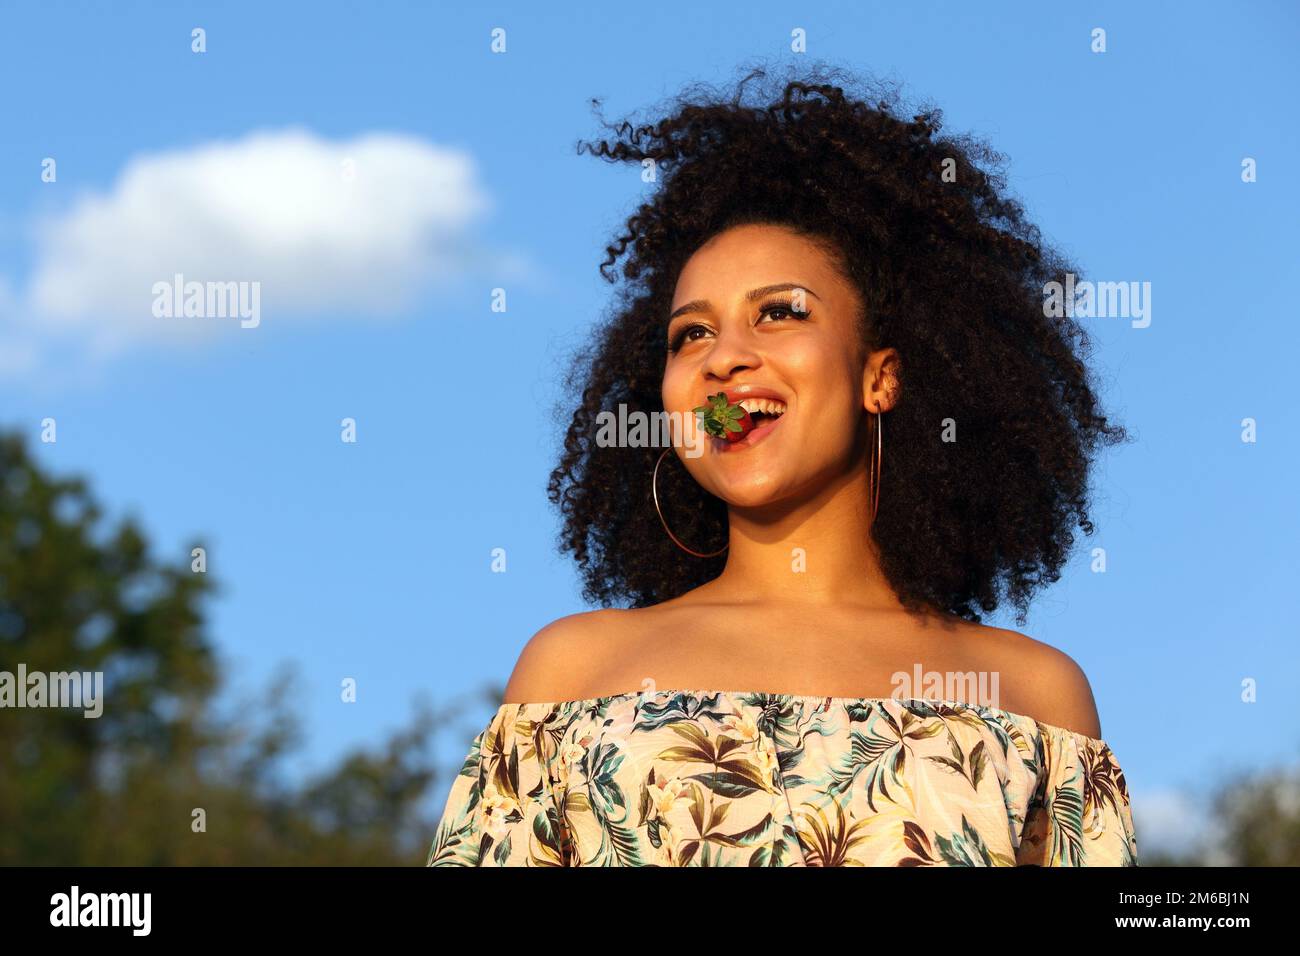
[426, 688, 1139, 867]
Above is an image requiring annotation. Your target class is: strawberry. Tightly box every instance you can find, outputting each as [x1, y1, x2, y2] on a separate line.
[692, 392, 754, 443]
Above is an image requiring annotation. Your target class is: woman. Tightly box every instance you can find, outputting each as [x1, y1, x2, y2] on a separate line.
[427, 64, 1139, 867]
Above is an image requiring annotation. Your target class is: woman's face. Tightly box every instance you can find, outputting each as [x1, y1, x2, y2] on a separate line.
[662, 223, 885, 509]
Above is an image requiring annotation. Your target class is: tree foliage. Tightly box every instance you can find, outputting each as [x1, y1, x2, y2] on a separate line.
[0, 433, 487, 865]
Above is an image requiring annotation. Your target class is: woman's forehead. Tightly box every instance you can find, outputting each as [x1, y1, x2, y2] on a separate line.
[671, 227, 850, 306]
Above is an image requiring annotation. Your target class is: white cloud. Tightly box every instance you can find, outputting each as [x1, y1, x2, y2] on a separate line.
[2, 128, 519, 371]
[1130, 787, 1221, 862]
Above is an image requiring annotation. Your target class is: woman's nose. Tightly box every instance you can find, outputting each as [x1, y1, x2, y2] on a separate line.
[701, 324, 761, 380]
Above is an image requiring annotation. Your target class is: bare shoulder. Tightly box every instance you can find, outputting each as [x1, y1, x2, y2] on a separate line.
[501, 608, 637, 704]
[958, 622, 1103, 739]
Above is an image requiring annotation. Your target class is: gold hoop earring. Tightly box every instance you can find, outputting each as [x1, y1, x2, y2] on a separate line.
[870, 411, 883, 524]
[652, 448, 727, 558]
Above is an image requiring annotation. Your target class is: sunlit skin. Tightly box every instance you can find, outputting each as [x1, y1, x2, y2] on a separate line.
[661, 222, 903, 610]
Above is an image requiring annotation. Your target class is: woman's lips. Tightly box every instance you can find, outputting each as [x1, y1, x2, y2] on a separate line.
[711, 412, 785, 452]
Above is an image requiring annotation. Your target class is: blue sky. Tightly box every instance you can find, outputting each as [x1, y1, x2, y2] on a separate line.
[2, 1, 1296, 855]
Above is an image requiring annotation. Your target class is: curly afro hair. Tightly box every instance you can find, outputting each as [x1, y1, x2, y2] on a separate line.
[547, 62, 1127, 624]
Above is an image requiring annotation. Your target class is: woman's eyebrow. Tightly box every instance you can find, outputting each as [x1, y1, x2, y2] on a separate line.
[668, 282, 821, 321]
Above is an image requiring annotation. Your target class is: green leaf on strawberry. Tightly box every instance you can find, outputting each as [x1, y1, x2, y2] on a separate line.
[693, 392, 755, 442]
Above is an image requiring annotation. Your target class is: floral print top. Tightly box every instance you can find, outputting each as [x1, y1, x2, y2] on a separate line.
[426, 688, 1138, 867]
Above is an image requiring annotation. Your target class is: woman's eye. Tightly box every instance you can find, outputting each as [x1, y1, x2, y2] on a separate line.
[668, 303, 807, 352]
[668, 324, 712, 352]
[758, 302, 807, 323]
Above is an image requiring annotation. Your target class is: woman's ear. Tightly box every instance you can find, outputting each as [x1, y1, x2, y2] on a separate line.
[862, 348, 902, 414]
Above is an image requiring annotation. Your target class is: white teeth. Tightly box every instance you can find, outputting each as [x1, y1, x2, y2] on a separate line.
[737, 397, 787, 416]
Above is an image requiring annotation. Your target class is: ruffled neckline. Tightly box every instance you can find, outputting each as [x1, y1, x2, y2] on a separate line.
[495, 687, 1112, 746]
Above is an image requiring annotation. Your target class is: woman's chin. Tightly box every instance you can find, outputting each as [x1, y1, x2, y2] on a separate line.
[712, 475, 793, 510]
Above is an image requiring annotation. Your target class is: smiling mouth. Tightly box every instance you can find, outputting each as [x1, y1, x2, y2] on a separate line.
[717, 408, 785, 452]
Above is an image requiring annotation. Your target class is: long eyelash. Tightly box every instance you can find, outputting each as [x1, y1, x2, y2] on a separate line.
[667, 323, 707, 353]
[758, 300, 810, 321]
[667, 301, 809, 353]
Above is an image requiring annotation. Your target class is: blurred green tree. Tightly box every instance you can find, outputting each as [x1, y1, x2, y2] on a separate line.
[0, 432, 493, 865]
[1210, 764, 1300, 866]
[1136, 762, 1300, 867]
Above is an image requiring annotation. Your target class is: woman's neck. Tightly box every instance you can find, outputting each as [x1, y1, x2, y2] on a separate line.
[709, 461, 903, 610]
